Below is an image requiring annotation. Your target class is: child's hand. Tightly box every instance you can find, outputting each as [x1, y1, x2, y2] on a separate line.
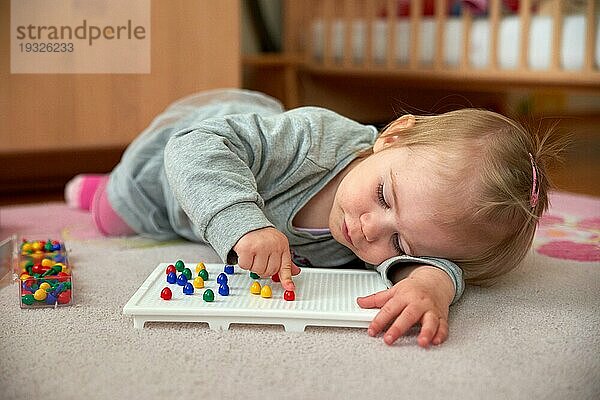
[356, 266, 455, 348]
[233, 227, 300, 291]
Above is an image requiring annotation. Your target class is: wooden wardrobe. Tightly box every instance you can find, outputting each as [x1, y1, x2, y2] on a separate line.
[0, 0, 241, 198]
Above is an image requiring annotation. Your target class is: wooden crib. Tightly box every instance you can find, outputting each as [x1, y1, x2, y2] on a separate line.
[245, 0, 600, 120]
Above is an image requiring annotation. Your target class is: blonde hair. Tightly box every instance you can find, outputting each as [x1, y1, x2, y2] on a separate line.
[371, 109, 566, 286]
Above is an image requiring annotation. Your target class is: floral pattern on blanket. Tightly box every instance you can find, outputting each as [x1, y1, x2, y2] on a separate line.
[534, 214, 600, 262]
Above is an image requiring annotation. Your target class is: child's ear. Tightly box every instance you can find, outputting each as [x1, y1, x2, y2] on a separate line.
[373, 114, 415, 152]
[394, 114, 416, 130]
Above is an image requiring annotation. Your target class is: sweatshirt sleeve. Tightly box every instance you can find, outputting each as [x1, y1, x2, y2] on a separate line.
[163, 114, 280, 262]
[373, 255, 465, 305]
[164, 113, 318, 261]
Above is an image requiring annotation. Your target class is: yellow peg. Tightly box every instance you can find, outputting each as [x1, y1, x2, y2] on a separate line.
[41, 259, 54, 267]
[260, 285, 272, 298]
[195, 262, 206, 273]
[250, 281, 261, 295]
[193, 276, 205, 289]
[34, 288, 47, 301]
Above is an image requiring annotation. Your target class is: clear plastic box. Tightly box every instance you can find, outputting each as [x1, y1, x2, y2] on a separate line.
[17, 239, 73, 308]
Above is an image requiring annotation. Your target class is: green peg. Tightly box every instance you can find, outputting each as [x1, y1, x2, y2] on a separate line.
[25, 261, 34, 275]
[203, 289, 214, 302]
[175, 260, 185, 272]
[249, 272, 260, 279]
[198, 269, 209, 281]
[22, 294, 35, 305]
[182, 268, 192, 280]
[41, 265, 62, 277]
[44, 241, 53, 252]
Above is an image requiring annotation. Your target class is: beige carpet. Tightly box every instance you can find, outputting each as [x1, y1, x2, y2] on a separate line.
[0, 195, 599, 400]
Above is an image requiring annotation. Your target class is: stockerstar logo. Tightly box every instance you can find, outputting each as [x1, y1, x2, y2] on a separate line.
[11, 0, 150, 74]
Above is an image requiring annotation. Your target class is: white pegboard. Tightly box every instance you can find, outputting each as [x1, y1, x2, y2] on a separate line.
[123, 262, 386, 332]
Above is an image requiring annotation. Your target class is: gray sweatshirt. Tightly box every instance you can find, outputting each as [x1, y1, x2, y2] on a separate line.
[107, 89, 464, 304]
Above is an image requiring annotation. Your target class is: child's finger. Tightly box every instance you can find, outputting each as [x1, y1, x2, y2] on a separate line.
[278, 252, 296, 291]
[417, 311, 440, 348]
[356, 288, 394, 309]
[290, 263, 301, 276]
[264, 253, 280, 278]
[432, 318, 449, 345]
[236, 253, 254, 271]
[366, 294, 406, 337]
[251, 253, 268, 276]
[383, 304, 423, 345]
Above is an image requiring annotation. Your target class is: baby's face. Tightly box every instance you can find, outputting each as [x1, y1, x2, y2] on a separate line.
[329, 145, 476, 265]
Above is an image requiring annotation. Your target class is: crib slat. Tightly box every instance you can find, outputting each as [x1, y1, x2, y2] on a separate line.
[489, 0, 501, 70]
[519, 0, 531, 71]
[410, 0, 423, 70]
[343, 0, 353, 67]
[461, 6, 472, 70]
[434, 0, 446, 70]
[551, 0, 563, 71]
[283, 0, 296, 53]
[365, 0, 374, 68]
[585, 0, 596, 72]
[304, 0, 314, 64]
[386, 0, 397, 69]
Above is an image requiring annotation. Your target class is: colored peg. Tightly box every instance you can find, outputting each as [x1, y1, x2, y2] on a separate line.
[160, 287, 172, 300]
[284, 290, 295, 301]
[250, 281, 261, 295]
[217, 273, 228, 285]
[224, 265, 234, 274]
[198, 269, 209, 281]
[219, 284, 230, 296]
[183, 282, 194, 295]
[203, 289, 214, 302]
[260, 285, 272, 298]
[175, 260, 185, 272]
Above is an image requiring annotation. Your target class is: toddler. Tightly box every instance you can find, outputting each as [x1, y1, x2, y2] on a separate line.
[66, 89, 561, 347]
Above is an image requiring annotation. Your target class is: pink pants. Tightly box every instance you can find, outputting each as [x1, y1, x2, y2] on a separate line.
[92, 177, 136, 237]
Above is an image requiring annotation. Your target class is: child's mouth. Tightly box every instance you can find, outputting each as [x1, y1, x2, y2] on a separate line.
[342, 219, 353, 246]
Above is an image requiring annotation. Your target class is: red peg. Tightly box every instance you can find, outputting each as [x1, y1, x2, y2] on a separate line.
[57, 272, 70, 282]
[283, 290, 295, 301]
[271, 273, 280, 282]
[160, 287, 172, 300]
[57, 290, 71, 304]
[166, 265, 176, 275]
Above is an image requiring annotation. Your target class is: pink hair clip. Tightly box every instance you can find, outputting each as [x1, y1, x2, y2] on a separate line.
[529, 153, 540, 208]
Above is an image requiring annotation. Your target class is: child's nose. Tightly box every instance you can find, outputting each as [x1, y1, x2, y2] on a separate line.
[360, 212, 391, 242]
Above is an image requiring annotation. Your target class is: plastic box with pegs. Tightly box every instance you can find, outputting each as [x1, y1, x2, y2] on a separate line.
[124, 262, 386, 331]
[16, 239, 74, 309]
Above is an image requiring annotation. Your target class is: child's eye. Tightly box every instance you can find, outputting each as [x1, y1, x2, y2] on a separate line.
[393, 233, 404, 255]
[377, 183, 389, 209]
